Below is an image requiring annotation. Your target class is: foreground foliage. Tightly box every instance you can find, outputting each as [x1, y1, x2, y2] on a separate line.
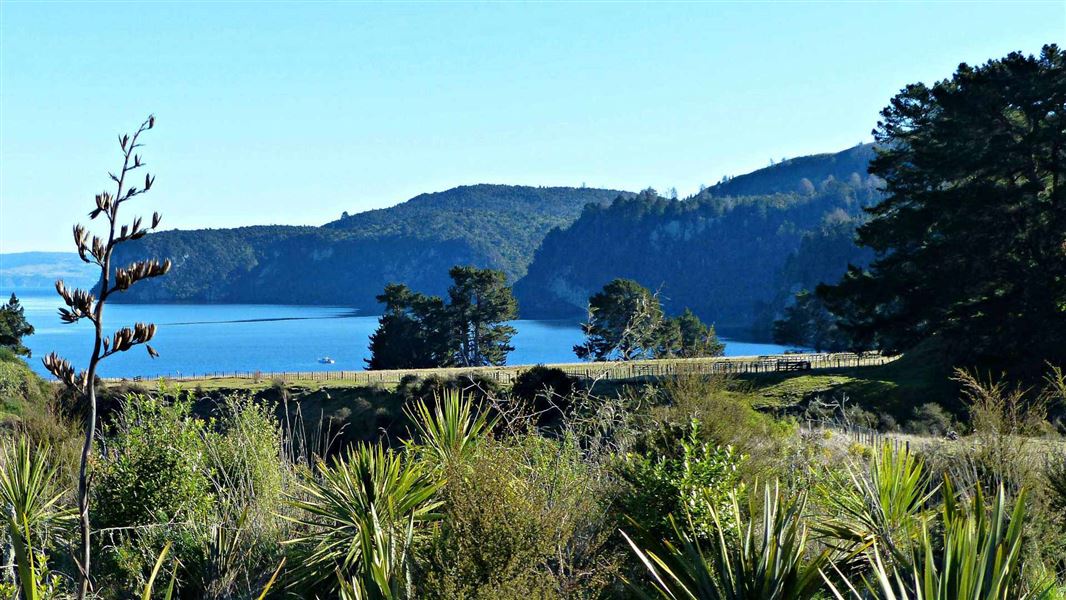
[0, 365, 1064, 598]
[625, 483, 830, 600]
[285, 443, 441, 596]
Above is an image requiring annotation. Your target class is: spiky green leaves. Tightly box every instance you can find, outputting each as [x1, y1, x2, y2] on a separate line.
[624, 482, 830, 600]
[284, 444, 442, 595]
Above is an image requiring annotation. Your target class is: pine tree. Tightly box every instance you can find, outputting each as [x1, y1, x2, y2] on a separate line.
[819, 45, 1066, 368]
[447, 266, 518, 367]
[0, 294, 34, 356]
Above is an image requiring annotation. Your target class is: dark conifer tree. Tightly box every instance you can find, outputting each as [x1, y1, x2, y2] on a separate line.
[366, 283, 448, 369]
[0, 294, 34, 356]
[446, 266, 518, 367]
[819, 45, 1066, 368]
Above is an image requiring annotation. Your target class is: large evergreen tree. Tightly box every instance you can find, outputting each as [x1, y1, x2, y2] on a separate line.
[670, 308, 725, 358]
[575, 281, 725, 361]
[575, 279, 665, 361]
[366, 266, 518, 369]
[819, 45, 1066, 367]
[446, 266, 518, 367]
[365, 284, 449, 370]
[0, 294, 34, 357]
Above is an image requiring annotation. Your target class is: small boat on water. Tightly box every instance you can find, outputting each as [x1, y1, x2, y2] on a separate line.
[318, 357, 336, 364]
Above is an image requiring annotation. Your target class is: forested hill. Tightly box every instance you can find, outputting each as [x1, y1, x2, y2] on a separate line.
[322, 185, 629, 279]
[107, 185, 625, 308]
[709, 143, 876, 197]
[514, 146, 881, 329]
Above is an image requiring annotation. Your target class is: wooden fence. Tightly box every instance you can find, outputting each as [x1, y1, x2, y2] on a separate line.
[106, 352, 898, 387]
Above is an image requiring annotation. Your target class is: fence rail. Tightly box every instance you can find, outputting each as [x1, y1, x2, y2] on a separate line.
[104, 352, 898, 387]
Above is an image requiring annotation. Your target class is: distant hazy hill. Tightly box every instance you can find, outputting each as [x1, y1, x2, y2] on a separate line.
[514, 145, 881, 329]
[108, 185, 626, 309]
[0, 252, 97, 291]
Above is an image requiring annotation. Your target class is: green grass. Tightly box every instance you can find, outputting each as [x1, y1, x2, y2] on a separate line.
[739, 343, 957, 419]
[0, 350, 52, 420]
[112, 344, 958, 445]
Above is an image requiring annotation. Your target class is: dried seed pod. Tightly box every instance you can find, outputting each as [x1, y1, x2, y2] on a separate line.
[43, 353, 82, 390]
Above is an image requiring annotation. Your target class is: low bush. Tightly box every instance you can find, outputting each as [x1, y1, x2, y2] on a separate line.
[904, 402, 954, 436]
[510, 365, 578, 422]
[615, 419, 744, 542]
[397, 373, 503, 405]
[93, 394, 212, 532]
[625, 482, 829, 600]
[90, 392, 291, 599]
[285, 443, 441, 597]
[415, 434, 620, 599]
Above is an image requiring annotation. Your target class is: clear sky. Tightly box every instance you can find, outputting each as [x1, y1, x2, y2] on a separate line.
[1, 1, 1063, 252]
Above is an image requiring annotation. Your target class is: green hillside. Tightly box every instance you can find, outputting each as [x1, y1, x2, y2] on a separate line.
[108, 185, 625, 308]
[514, 145, 881, 328]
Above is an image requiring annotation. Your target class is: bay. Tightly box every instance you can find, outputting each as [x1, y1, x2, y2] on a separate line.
[9, 291, 797, 379]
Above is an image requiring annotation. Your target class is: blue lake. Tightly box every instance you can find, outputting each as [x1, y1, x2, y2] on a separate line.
[9, 291, 797, 379]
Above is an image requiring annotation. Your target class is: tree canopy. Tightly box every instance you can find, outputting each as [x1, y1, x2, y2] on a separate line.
[447, 266, 518, 367]
[366, 266, 518, 369]
[772, 290, 853, 352]
[0, 294, 34, 357]
[574, 279, 723, 361]
[365, 283, 450, 370]
[819, 45, 1066, 368]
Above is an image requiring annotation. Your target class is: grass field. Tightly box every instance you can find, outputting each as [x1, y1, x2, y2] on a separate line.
[87, 347, 957, 450]
[120, 351, 898, 391]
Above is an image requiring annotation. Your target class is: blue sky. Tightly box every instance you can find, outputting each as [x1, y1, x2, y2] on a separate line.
[1, 1, 1063, 252]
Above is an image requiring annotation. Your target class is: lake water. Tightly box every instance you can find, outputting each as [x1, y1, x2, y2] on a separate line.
[9, 291, 796, 379]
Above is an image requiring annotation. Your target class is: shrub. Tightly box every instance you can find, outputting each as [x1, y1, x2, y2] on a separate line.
[615, 419, 744, 542]
[904, 402, 953, 436]
[285, 443, 441, 596]
[196, 396, 288, 599]
[816, 441, 935, 566]
[90, 392, 290, 599]
[93, 394, 212, 531]
[657, 374, 794, 469]
[956, 369, 1051, 490]
[1049, 452, 1066, 515]
[92, 394, 214, 596]
[844, 405, 879, 429]
[624, 483, 829, 600]
[415, 435, 619, 598]
[510, 365, 577, 421]
[878, 412, 899, 432]
[397, 373, 503, 406]
[203, 396, 285, 524]
[404, 390, 495, 470]
[828, 485, 1048, 600]
[0, 437, 71, 600]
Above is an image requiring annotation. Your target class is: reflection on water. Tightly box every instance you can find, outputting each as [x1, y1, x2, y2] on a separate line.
[9, 291, 799, 379]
